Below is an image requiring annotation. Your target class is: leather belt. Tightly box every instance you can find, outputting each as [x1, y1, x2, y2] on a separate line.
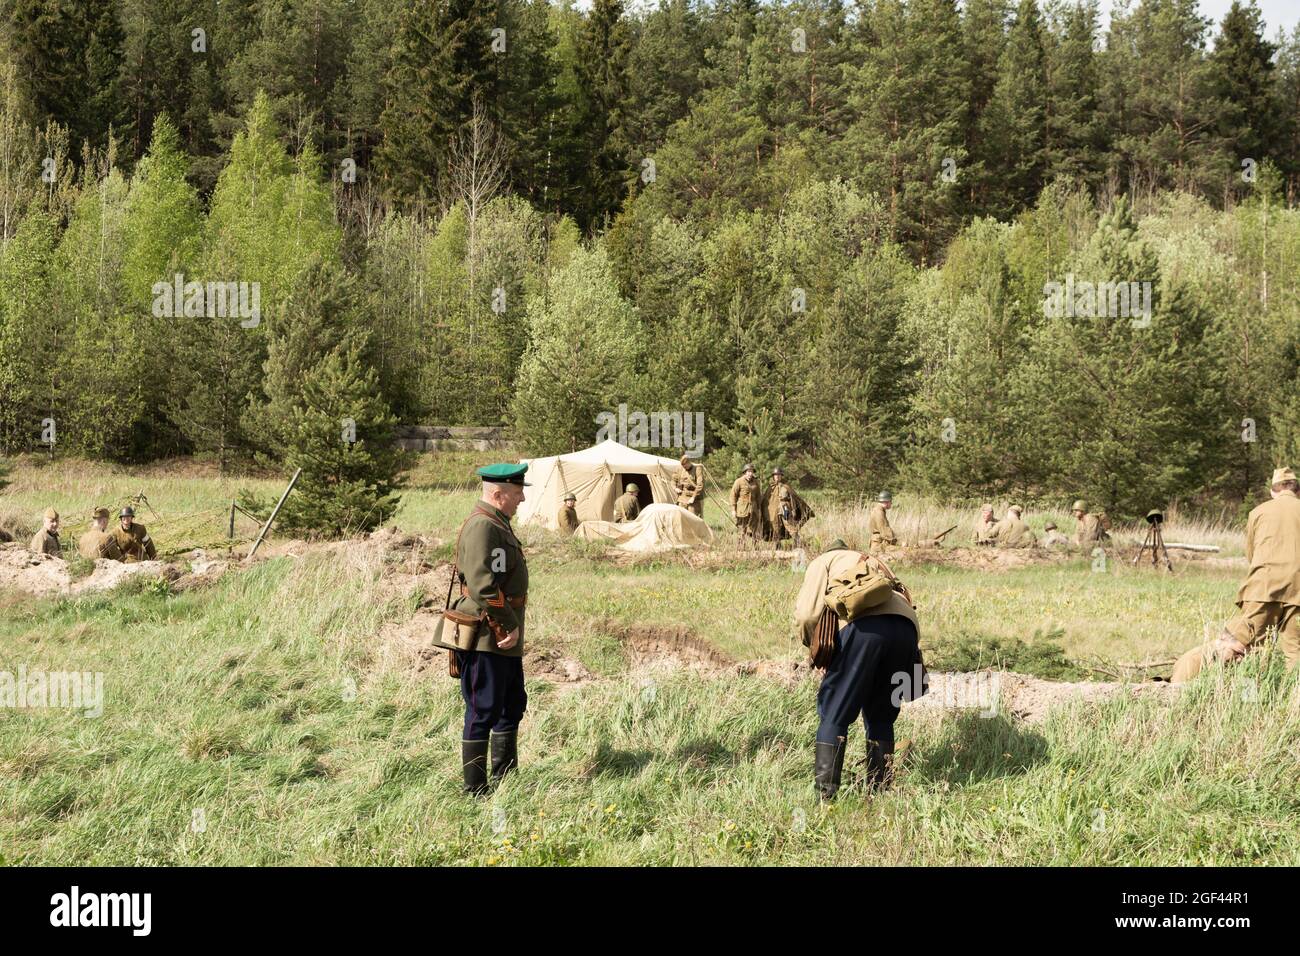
[461, 585, 526, 609]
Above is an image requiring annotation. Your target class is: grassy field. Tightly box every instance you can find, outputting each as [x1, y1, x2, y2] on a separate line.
[2, 455, 1297, 865]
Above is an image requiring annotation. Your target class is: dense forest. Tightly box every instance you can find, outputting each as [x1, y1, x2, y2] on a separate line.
[0, 0, 1297, 517]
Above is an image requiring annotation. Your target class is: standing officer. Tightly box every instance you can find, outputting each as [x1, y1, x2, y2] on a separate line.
[29, 508, 62, 556]
[614, 483, 641, 522]
[868, 492, 898, 552]
[435, 464, 531, 795]
[730, 463, 763, 544]
[557, 493, 581, 534]
[111, 506, 157, 562]
[795, 540, 921, 799]
[673, 454, 704, 517]
[1172, 466, 1300, 681]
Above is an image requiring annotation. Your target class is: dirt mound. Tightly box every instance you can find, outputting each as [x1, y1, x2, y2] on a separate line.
[908, 669, 1180, 724]
[609, 623, 737, 675]
[0, 544, 171, 596]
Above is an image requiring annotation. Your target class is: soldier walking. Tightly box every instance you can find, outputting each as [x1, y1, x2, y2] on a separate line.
[435, 464, 531, 795]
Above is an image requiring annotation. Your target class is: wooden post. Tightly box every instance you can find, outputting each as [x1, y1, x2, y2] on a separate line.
[246, 468, 301, 561]
[228, 500, 236, 539]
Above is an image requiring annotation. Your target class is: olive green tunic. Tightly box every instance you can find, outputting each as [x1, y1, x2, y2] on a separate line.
[435, 502, 529, 658]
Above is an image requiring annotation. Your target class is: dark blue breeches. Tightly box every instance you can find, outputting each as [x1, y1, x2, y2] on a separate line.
[816, 614, 919, 744]
[456, 650, 527, 740]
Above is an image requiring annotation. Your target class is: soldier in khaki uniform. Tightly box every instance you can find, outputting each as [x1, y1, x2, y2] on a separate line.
[989, 505, 1036, 549]
[1172, 467, 1300, 682]
[1041, 522, 1070, 548]
[868, 491, 897, 552]
[795, 539, 921, 799]
[973, 505, 996, 545]
[111, 506, 157, 562]
[78, 507, 124, 560]
[762, 467, 814, 548]
[673, 454, 704, 517]
[730, 463, 764, 543]
[1071, 499, 1108, 549]
[433, 463, 531, 794]
[557, 493, 580, 535]
[614, 483, 641, 522]
[29, 508, 62, 556]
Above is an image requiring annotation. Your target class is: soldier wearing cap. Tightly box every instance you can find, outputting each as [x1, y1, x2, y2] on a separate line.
[29, 508, 62, 557]
[868, 491, 897, 553]
[78, 506, 124, 560]
[989, 504, 1036, 549]
[1071, 499, 1108, 549]
[557, 493, 580, 535]
[973, 504, 996, 545]
[762, 467, 814, 548]
[614, 483, 641, 522]
[730, 463, 764, 543]
[434, 463, 531, 795]
[110, 506, 157, 562]
[1172, 467, 1300, 682]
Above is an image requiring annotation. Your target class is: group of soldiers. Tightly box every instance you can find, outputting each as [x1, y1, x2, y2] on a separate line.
[970, 499, 1110, 551]
[729, 462, 815, 547]
[27, 505, 157, 562]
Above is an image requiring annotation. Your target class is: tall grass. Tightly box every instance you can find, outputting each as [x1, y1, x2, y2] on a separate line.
[1, 549, 1295, 865]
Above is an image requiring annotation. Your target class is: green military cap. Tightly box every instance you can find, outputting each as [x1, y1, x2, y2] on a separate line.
[477, 463, 530, 486]
[824, 538, 849, 553]
[876, 491, 892, 503]
[1071, 499, 1087, 513]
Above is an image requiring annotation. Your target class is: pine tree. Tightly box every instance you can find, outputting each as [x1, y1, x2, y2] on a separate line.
[981, 0, 1049, 219]
[1211, 0, 1276, 196]
[270, 343, 408, 538]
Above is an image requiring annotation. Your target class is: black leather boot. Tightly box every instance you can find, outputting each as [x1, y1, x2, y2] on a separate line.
[462, 738, 489, 796]
[864, 739, 896, 791]
[490, 731, 518, 781]
[814, 736, 846, 800]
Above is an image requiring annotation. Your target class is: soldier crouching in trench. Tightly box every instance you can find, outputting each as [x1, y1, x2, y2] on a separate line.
[434, 464, 531, 796]
[795, 539, 923, 800]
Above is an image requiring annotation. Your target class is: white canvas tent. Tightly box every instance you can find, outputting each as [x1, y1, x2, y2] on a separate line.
[516, 439, 691, 530]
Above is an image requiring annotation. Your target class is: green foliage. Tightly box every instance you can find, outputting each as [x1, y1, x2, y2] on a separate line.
[929, 628, 1085, 680]
[510, 245, 642, 455]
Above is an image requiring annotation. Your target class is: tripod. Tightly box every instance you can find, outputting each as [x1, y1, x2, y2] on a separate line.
[1133, 516, 1173, 572]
